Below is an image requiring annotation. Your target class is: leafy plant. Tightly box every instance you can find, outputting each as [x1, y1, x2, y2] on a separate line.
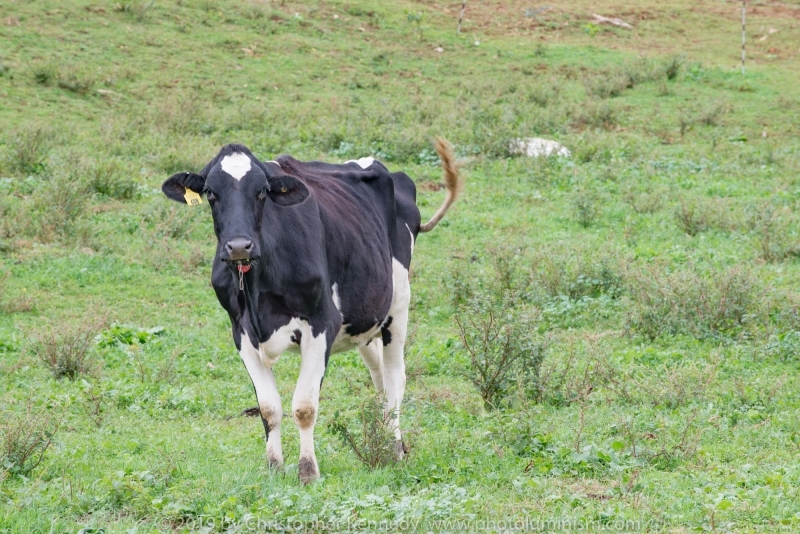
[748, 202, 800, 262]
[328, 392, 400, 469]
[625, 265, 759, 340]
[5, 123, 53, 175]
[1, 402, 59, 476]
[454, 295, 549, 409]
[30, 322, 100, 380]
[571, 189, 601, 228]
[674, 197, 708, 236]
[96, 324, 165, 348]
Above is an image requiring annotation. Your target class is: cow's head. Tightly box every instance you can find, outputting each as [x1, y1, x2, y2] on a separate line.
[162, 144, 309, 264]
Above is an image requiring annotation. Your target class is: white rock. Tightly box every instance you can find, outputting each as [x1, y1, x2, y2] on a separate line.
[510, 137, 571, 158]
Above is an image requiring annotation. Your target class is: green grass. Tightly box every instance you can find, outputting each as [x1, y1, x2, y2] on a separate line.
[2, 1, 800, 532]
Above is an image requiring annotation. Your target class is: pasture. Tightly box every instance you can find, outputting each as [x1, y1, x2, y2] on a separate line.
[2, 0, 800, 531]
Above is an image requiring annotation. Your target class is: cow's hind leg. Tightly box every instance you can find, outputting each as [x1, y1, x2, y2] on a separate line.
[292, 325, 332, 484]
[358, 338, 385, 392]
[383, 260, 410, 458]
[240, 333, 284, 468]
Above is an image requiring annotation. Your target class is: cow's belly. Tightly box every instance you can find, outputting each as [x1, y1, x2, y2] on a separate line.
[330, 323, 383, 354]
[257, 257, 408, 364]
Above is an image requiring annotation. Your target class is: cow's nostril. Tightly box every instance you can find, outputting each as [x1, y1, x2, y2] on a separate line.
[225, 238, 254, 261]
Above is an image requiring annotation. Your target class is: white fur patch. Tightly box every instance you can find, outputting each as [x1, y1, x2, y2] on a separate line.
[331, 283, 341, 313]
[220, 152, 252, 180]
[390, 258, 411, 312]
[259, 318, 303, 365]
[345, 156, 375, 169]
[406, 224, 415, 255]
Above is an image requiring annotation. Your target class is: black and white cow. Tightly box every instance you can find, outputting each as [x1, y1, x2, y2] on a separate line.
[161, 138, 461, 483]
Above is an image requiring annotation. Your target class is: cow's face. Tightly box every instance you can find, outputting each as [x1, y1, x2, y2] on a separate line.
[162, 147, 309, 264]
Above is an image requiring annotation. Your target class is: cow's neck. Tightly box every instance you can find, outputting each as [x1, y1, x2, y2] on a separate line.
[240, 266, 264, 342]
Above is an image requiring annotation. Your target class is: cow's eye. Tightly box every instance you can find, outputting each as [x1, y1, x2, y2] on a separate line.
[205, 190, 217, 202]
[257, 188, 267, 201]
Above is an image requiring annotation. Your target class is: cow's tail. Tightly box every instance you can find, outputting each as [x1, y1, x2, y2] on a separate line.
[419, 136, 462, 233]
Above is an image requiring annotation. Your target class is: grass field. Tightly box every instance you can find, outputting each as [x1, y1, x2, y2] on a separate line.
[2, 0, 800, 532]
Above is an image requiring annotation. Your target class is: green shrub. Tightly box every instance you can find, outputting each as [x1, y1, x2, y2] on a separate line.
[529, 249, 623, 301]
[454, 294, 549, 409]
[674, 197, 710, 236]
[84, 157, 139, 200]
[1, 402, 59, 476]
[56, 65, 95, 95]
[747, 202, 800, 262]
[30, 166, 91, 242]
[4, 124, 53, 175]
[571, 188, 601, 228]
[30, 322, 101, 380]
[328, 391, 400, 469]
[626, 265, 759, 340]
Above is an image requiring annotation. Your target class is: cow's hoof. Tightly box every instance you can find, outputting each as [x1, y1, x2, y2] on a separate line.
[298, 457, 319, 484]
[267, 456, 283, 470]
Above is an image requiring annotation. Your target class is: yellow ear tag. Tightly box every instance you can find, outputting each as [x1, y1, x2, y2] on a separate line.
[280, 187, 287, 193]
[184, 188, 202, 206]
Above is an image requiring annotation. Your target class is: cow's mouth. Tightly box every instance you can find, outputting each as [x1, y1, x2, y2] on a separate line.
[225, 257, 260, 267]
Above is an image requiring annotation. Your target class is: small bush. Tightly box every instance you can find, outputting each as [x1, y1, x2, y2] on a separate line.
[570, 100, 618, 131]
[626, 265, 759, 340]
[663, 55, 683, 81]
[526, 81, 560, 107]
[83, 157, 139, 201]
[488, 244, 526, 295]
[584, 73, 628, 99]
[114, 1, 154, 22]
[56, 65, 95, 95]
[748, 202, 800, 262]
[30, 167, 91, 242]
[675, 197, 709, 236]
[328, 392, 400, 469]
[444, 256, 478, 308]
[571, 189, 601, 228]
[622, 184, 666, 214]
[697, 101, 727, 127]
[33, 64, 57, 86]
[1, 402, 59, 476]
[455, 295, 549, 409]
[30, 322, 100, 380]
[590, 348, 719, 408]
[529, 249, 622, 301]
[4, 124, 53, 175]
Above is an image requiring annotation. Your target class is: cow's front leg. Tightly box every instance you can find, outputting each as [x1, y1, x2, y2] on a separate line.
[292, 324, 332, 483]
[240, 332, 284, 468]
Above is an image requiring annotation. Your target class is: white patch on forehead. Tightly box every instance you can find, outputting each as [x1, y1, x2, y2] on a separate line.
[220, 152, 252, 181]
[345, 156, 375, 169]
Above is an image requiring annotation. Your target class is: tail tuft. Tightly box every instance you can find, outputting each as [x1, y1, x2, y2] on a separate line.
[419, 137, 462, 233]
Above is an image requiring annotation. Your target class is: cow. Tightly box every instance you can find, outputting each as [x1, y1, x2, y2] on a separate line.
[161, 137, 461, 483]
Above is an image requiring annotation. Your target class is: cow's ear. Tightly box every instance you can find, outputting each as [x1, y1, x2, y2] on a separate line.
[162, 172, 206, 204]
[267, 175, 309, 207]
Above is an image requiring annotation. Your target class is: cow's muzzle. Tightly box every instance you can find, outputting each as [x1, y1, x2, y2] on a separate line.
[224, 237, 255, 261]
